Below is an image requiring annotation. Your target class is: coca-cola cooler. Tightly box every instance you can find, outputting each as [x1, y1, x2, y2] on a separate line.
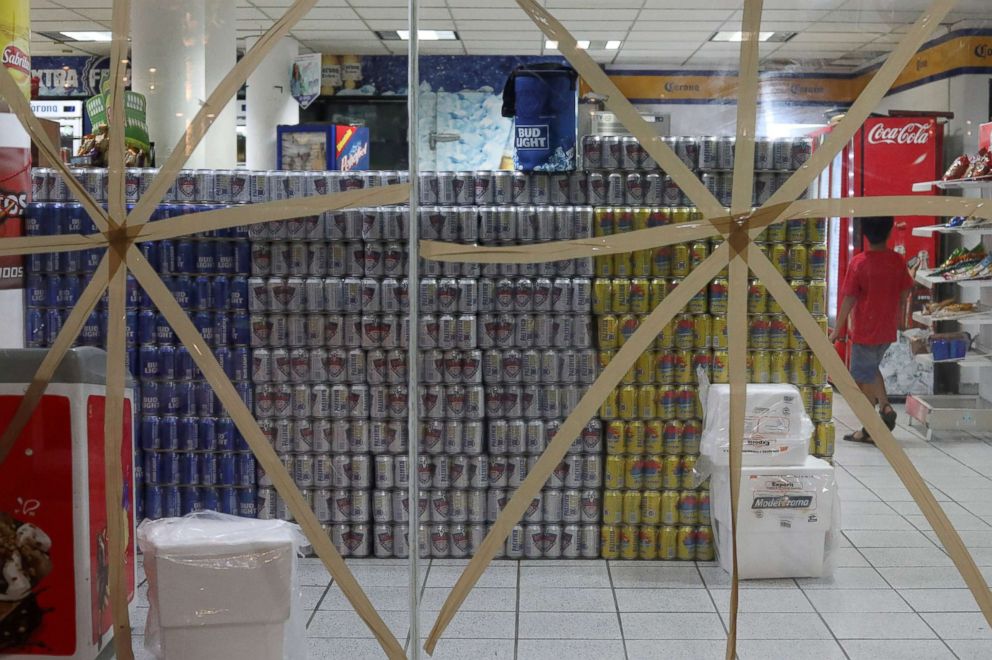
[0, 347, 136, 659]
[812, 115, 943, 396]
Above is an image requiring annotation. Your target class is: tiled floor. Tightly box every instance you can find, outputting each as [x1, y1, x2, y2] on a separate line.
[128, 396, 992, 659]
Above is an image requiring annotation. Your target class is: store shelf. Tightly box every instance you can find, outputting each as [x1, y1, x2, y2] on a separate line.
[906, 393, 992, 437]
[911, 176, 992, 192]
[911, 224, 992, 237]
[914, 346, 992, 368]
[915, 269, 992, 288]
[913, 309, 992, 326]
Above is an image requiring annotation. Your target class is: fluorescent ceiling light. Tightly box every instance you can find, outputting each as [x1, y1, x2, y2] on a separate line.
[393, 29, 458, 40]
[546, 40, 558, 49]
[60, 31, 113, 42]
[605, 40, 622, 50]
[546, 39, 590, 50]
[710, 30, 794, 42]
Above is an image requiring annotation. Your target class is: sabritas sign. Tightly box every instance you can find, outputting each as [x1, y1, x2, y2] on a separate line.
[1, 45, 29, 74]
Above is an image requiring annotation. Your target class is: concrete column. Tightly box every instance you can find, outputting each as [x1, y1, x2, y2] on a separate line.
[131, 0, 237, 168]
[245, 36, 298, 170]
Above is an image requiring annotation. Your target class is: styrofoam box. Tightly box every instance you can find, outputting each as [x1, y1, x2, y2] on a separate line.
[712, 455, 837, 579]
[142, 519, 294, 660]
[701, 384, 813, 467]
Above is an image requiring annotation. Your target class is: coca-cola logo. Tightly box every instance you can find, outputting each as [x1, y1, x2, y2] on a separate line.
[2, 46, 29, 74]
[866, 122, 931, 145]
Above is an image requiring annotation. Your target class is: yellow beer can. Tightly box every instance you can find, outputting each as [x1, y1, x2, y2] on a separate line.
[625, 419, 646, 454]
[812, 385, 833, 422]
[768, 314, 790, 350]
[618, 384, 638, 420]
[674, 350, 693, 384]
[600, 387, 619, 420]
[620, 524, 640, 560]
[638, 525, 659, 560]
[659, 525, 678, 560]
[708, 277, 729, 315]
[787, 244, 808, 279]
[602, 489, 623, 525]
[652, 246, 672, 278]
[747, 278, 768, 314]
[656, 386, 676, 419]
[663, 420, 683, 455]
[695, 526, 714, 561]
[605, 455, 625, 489]
[635, 350, 655, 385]
[624, 455, 644, 490]
[641, 490, 662, 526]
[629, 277, 650, 313]
[693, 314, 712, 350]
[682, 419, 703, 455]
[711, 349, 729, 384]
[786, 218, 806, 243]
[662, 454, 682, 490]
[649, 277, 670, 308]
[592, 278, 612, 314]
[645, 420, 664, 455]
[618, 314, 639, 347]
[611, 277, 631, 313]
[594, 207, 615, 236]
[770, 243, 788, 276]
[789, 350, 810, 386]
[681, 455, 698, 490]
[808, 353, 827, 385]
[677, 525, 696, 560]
[671, 243, 691, 277]
[711, 314, 728, 350]
[605, 420, 626, 455]
[595, 254, 613, 277]
[623, 489, 643, 525]
[808, 279, 827, 316]
[748, 350, 771, 384]
[678, 490, 699, 525]
[632, 250, 652, 278]
[601, 525, 620, 559]
[642, 454, 663, 490]
[770, 349, 789, 384]
[614, 252, 632, 278]
[815, 421, 836, 458]
[598, 315, 619, 350]
[661, 490, 680, 526]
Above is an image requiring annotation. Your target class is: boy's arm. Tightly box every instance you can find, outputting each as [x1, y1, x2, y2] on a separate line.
[829, 295, 857, 343]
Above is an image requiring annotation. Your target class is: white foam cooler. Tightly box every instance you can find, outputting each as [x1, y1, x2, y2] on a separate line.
[139, 515, 304, 660]
[712, 456, 839, 579]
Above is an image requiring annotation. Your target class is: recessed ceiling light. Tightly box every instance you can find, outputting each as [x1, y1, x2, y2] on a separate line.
[377, 29, 459, 41]
[710, 31, 795, 42]
[605, 40, 622, 50]
[59, 31, 113, 42]
[546, 39, 590, 50]
[546, 40, 559, 49]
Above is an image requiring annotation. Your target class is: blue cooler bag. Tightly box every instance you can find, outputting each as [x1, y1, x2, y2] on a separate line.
[502, 64, 578, 172]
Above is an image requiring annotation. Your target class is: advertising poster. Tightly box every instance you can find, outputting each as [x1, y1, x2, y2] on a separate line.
[291, 53, 322, 109]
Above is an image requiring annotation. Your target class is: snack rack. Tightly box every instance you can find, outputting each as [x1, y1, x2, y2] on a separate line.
[906, 178, 992, 438]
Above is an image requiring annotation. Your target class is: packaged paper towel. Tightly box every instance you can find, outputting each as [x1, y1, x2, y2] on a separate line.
[697, 383, 814, 479]
[137, 512, 307, 660]
[711, 455, 841, 579]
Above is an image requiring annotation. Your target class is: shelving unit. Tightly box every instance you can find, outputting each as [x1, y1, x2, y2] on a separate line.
[906, 179, 992, 439]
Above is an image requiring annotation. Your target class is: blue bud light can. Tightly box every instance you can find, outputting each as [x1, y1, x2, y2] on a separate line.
[162, 485, 181, 517]
[200, 486, 219, 512]
[238, 487, 257, 517]
[200, 451, 218, 485]
[25, 274, 45, 307]
[235, 381, 253, 413]
[44, 274, 60, 307]
[144, 485, 163, 519]
[175, 381, 195, 416]
[175, 239, 195, 273]
[177, 415, 198, 450]
[159, 344, 176, 380]
[216, 241, 235, 274]
[24, 309, 44, 347]
[230, 275, 248, 308]
[57, 275, 80, 307]
[219, 487, 237, 515]
[82, 248, 102, 274]
[178, 452, 199, 486]
[78, 310, 103, 346]
[63, 249, 81, 274]
[215, 346, 232, 379]
[176, 345, 195, 380]
[126, 274, 140, 309]
[135, 486, 145, 521]
[159, 415, 179, 450]
[140, 240, 161, 271]
[234, 427, 249, 452]
[198, 416, 217, 451]
[141, 381, 160, 413]
[232, 347, 250, 382]
[212, 276, 230, 308]
[24, 202, 43, 236]
[40, 202, 62, 235]
[171, 275, 192, 308]
[26, 253, 45, 274]
[159, 452, 180, 484]
[192, 275, 212, 309]
[139, 344, 160, 378]
[213, 313, 231, 347]
[159, 239, 176, 275]
[124, 310, 138, 346]
[196, 240, 216, 274]
[137, 310, 156, 345]
[155, 312, 176, 344]
[159, 381, 179, 415]
[44, 308, 63, 345]
[42, 250, 61, 273]
[218, 452, 236, 486]
[194, 311, 215, 345]
[216, 417, 235, 451]
[233, 241, 251, 275]
[180, 486, 201, 515]
[63, 203, 83, 233]
[126, 348, 138, 378]
[230, 312, 250, 346]
[235, 453, 256, 487]
[140, 415, 160, 451]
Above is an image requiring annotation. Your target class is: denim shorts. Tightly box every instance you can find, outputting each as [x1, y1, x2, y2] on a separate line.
[850, 343, 890, 384]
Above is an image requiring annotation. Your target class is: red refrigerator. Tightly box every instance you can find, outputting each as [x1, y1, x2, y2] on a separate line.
[811, 115, 944, 394]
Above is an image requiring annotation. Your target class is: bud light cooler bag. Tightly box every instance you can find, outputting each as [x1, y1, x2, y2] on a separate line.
[502, 64, 578, 172]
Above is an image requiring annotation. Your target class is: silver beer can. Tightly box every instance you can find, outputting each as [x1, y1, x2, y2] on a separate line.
[601, 136, 622, 170]
[543, 489, 563, 523]
[561, 524, 581, 559]
[373, 523, 394, 558]
[543, 524, 563, 559]
[523, 524, 543, 558]
[430, 524, 450, 558]
[449, 490, 469, 523]
[506, 524, 524, 559]
[430, 489, 451, 522]
[474, 170, 494, 204]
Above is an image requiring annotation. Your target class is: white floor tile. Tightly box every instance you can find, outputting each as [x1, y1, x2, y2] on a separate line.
[517, 639, 625, 660]
[860, 546, 953, 567]
[611, 565, 705, 588]
[614, 588, 715, 612]
[518, 565, 610, 588]
[417, 610, 516, 639]
[821, 612, 936, 639]
[621, 612, 726, 639]
[840, 639, 955, 659]
[418, 638, 515, 660]
[708, 588, 814, 613]
[922, 612, 992, 639]
[796, 567, 887, 590]
[426, 564, 517, 588]
[876, 566, 967, 589]
[898, 588, 981, 612]
[625, 639, 726, 659]
[518, 587, 616, 612]
[517, 612, 622, 639]
[718, 612, 832, 639]
[736, 639, 846, 660]
[803, 588, 911, 613]
[946, 639, 992, 659]
[418, 586, 516, 612]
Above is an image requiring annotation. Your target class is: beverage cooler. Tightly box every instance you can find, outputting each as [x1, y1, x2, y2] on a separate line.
[812, 115, 944, 396]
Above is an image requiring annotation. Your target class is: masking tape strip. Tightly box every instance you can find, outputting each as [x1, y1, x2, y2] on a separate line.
[421, 201, 795, 265]
[730, 0, 763, 216]
[0, 69, 113, 232]
[0, 252, 113, 463]
[0, 234, 102, 257]
[748, 243, 992, 630]
[514, 0, 725, 221]
[104, 249, 134, 660]
[764, 0, 954, 211]
[128, 0, 319, 228]
[725, 229, 750, 659]
[134, 184, 411, 242]
[126, 247, 406, 659]
[106, 0, 130, 222]
[425, 243, 730, 652]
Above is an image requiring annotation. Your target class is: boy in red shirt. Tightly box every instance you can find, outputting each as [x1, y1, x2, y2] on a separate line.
[828, 217, 914, 443]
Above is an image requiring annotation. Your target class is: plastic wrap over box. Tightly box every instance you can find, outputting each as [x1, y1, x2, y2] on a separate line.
[699, 383, 814, 476]
[137, 512, 307, 660]
[712, 455, 840, 579]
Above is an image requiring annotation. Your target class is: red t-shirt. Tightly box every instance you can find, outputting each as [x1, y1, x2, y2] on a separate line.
[840, 249, 914, 344]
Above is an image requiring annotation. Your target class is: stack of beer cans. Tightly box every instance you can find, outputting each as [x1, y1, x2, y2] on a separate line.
[584, 133, 833, 560]
[26, 168, 257, 523]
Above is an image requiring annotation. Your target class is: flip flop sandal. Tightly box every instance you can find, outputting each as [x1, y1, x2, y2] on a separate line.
[880, 406, 897, 431]
[844, 428, 874, 444]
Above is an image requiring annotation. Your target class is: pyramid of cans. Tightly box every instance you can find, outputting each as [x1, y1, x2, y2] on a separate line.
[582, 134, 835, 561]
[25, 167, 258, 522]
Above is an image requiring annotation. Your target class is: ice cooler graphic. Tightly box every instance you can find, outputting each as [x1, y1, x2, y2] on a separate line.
[502, 64, 578, 172]
[0, 347, 135, 658]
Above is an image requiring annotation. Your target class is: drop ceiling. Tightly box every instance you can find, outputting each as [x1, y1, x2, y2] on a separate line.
[28, 0, 992, 69]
